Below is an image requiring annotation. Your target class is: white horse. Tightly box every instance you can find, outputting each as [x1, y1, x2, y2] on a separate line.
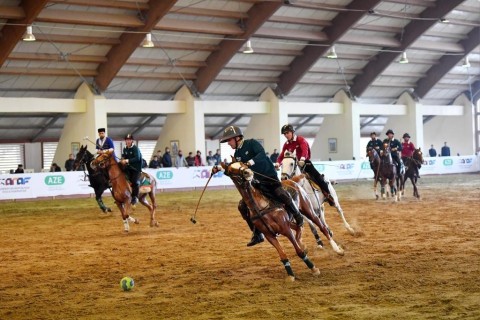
[280, 153, 355, 240]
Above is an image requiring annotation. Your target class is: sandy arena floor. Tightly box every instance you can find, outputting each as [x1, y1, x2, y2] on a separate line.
[0, 173, 479, 320]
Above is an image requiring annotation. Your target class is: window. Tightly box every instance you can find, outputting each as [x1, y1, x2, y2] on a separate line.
[0, 144, 24, 173]
[42, 142, 58, 170]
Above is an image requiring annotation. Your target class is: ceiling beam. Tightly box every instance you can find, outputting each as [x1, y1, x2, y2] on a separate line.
[414, 27, 480, 98]
[276, 0, 381, 95]
[295, 115, 317, 132]
[210, 115, 244, 139]
[349, 0, 466, 98]
[194, 1, 282, 94]
[31, 114, 65, 142]
[94, 0, 177, 92]
[0, 0, 49, 67]
[360, 116, 380, 129]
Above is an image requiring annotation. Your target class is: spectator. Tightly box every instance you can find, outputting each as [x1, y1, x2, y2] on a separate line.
[65, 154, 75, 171]
[149, 155, 160, 168]
[441, 142, 451, 157]
[156, 150, 163, 167]
[175, 150, 189, 168]
[194, 150, 204, 166]
[14, 164, 24, 174]
[428, 144, 437, 157]
[213, 149, 221, 165]
[270, 148, 279, 163]
[162, 147, 172, 167]
[50, 163, 61, 172]
[206, 150, 216, 166]
[186, 152, 195, 167]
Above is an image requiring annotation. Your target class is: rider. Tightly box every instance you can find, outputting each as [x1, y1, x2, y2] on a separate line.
[275, 124, 335, 206]
[401, 133, 420, 178]
[212, 125, 304, 247]
[366, 132, 383, 169]
[120, 133, 143, 205]
[95, 128, 115, 156]
[383, 129, 404, 174]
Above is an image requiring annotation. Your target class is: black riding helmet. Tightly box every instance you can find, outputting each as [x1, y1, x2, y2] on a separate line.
[403, 133, 410, 138]
[220, 126, 243, 143]
[281, 124, 295, 134]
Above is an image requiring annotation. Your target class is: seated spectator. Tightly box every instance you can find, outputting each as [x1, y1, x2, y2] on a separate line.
[14, 164, 24, 174]
[65, 154, 75, 171]
[149, 156, 160, 168]
[213, 149, 221, 165]
[186, 152, 195, 167]
[50, 163, 61, 172]
[194, 150, 204, 166]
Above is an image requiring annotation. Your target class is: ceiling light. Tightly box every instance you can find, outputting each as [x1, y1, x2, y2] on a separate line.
[440, 18, 449, 23]
[23, 25, 36, 42]
[326, 46, 337, 59]
[462, 56, 471, 68]
[399, 52, 408, 64]
[141, 33, 154, 48]
[243, 40, 254, 54]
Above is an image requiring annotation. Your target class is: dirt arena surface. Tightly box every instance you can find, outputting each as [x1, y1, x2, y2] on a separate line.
[1, 173, 479, 320]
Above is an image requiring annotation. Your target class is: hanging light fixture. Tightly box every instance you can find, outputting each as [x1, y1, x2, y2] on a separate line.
[141, 33, 154, 48]
[399, 51, 409, 64]
[462, 56, 471, 68]
[326, 46, 337, 59]
[23, 25, 36, 42]
[243, 40, 254, 54]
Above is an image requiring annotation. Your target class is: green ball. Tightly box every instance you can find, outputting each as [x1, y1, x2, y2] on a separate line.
[120, 276, 134, 291]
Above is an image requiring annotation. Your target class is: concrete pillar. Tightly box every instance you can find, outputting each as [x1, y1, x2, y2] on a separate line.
[381, 92, 423, 149]
[53, 82, 107, 167]
[246, 87, 285, 153]
[154, 85, 204, 157]
[312, 90, 359, 160]
[423, 93, 475, 155]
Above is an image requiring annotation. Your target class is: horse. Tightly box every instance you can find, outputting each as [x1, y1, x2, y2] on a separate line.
[223, 161, 343, 281]
[73, 145, 112, 213]
[401, 148, 423, 199]
[280, 154, 355, 244]
[367, 147, 383, 200]
[92, 150, 159, 232]
[378, 145, 400, 201]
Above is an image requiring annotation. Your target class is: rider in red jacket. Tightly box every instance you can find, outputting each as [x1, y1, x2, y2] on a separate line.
[401, 133, 420, 178]
[276, 124, 335, 206]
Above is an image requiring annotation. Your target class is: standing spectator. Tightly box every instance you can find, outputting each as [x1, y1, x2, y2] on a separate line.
[186, 152, 195, 167]
[175, 150, 189, 168]
[156, 150, 163, 167]
[194, 150, 204, 166]
[206, 150, 216, 166]
[95, 128, 115, 156]
[162, 147, 172, 167]
[428, 144, 437, 157]
[50, 163, 61, 172]
[149, 155, 160, 168]
[65, 154, 75, 171]
[213, 149, 222, 165]
[14, 164, 24, 174]
[270, 148, 279, 163]
[441, 142, 451, 157]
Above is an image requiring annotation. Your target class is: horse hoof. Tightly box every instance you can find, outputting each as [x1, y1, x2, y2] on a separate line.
[107, 208, 112, 212]
[375, 195, 379, 200]
[150, 221, 159, 227]
[285, 276, 295, 282]
[311, 267, 320, 275]
[347, 228, 355, 235]
[134, 219, 140, 224]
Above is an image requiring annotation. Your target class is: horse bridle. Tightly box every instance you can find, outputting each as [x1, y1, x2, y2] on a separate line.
[281, 156, 298, 180]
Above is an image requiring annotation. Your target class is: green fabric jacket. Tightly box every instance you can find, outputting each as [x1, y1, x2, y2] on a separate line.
[234, 139, 278, 181]
[122, 144, 143, 172]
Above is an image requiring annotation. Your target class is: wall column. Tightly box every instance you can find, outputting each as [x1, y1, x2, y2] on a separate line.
[246, 88, 285, 154]
[53, 82, 107, 167]
[154, 85, 204, 157]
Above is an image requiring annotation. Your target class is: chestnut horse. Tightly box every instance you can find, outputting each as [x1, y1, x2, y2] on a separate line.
[73, 145, 112, 213]
[401, 148, 423, 199]
[379, 145, 400, 201]
[280, 154, 355, 244]
[223, 161, 343, 281]
[92, 150, 158, 232]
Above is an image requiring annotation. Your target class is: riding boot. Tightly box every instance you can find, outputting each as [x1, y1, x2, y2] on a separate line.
[275, 187, 304, 227]
[131, 183, 139, 205]
[303, 161, 335, 206]
[399, 158, 405, 175]
[239, 200, 264, 247]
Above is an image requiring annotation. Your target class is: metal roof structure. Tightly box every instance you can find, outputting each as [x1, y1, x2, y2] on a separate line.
[0, 0, 479, 143]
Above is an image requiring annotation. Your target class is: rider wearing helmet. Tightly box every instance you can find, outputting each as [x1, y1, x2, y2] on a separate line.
[276, 124, 335, 206]
[366, 132, 383, 169]
[383, 129, 404, 175]
[401, 133, 420, 177]
[213, 125, 304, 247]
[120, 133, 143, 205]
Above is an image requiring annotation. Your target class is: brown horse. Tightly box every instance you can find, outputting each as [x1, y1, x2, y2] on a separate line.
[367, 147, 383, 200]
[401, 148, 423, 199]
[223, 161, 342, 281]
[92, 150, 158, 232]
[379, 145, 400, 201]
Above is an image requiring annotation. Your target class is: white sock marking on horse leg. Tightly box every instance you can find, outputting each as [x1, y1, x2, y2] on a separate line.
[123, 219, 129, 232]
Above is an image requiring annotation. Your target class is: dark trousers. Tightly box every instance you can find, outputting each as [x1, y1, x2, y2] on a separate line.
[302, 160, 330, 196]
[126, 169, 141, 198]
